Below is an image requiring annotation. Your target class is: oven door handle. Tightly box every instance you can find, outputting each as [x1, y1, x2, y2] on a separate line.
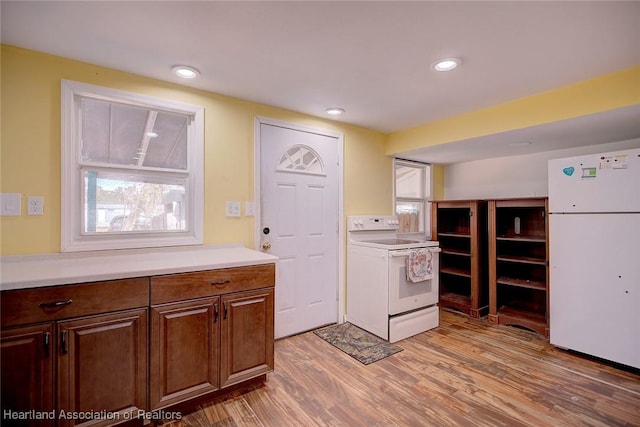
[390, 247, 441, 257]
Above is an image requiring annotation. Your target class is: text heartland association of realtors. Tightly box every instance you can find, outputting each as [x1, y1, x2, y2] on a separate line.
[2, 409, 182, 421]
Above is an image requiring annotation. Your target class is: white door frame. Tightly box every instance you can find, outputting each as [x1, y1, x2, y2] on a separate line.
[254, 116, 345, 326]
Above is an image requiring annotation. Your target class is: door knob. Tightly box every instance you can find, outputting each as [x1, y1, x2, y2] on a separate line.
[262, 242, 271, 250]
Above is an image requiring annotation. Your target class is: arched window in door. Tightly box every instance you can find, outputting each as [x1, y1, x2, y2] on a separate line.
[277, 144, 325, 175]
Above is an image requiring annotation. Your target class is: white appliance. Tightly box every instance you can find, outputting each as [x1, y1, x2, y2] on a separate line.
[548, 147, 640, 369]
[347, 215, 440, 343]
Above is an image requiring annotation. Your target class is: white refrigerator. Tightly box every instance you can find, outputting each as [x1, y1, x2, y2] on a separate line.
[548, 147, 640, 369]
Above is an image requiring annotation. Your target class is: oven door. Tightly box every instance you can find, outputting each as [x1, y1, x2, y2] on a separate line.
[388, 247, 440, 315]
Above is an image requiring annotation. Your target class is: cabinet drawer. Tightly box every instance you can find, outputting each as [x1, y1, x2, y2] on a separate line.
[1, 278, 149, 328]
[151, 264, 276, 305]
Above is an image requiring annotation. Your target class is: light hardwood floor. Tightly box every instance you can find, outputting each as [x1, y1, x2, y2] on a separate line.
[159, 310, 640, 426]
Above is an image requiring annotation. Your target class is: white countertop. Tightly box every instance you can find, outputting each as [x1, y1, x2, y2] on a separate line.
[0, 244, 278, 291]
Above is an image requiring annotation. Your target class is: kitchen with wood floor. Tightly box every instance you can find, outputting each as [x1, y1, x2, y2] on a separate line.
[1, 2, 639, 426]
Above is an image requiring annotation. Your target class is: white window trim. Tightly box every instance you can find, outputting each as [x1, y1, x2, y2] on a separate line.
[61, 80, 204, 252]
[393, 158, 433, 237]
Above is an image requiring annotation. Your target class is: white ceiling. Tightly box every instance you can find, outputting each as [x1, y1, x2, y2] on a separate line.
[2, 1, 640, 163]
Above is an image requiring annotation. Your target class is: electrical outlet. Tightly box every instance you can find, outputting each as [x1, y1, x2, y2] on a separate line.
[225, 201, 241, 217]
[27, 196, 44, 215]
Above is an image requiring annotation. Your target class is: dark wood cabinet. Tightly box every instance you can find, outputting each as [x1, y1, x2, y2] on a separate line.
[150, 298, 220, 410]
[1, 262, 276, 426]
[150, 264, 276, 410]
[1, 323, 55, 427]
[488, 198, 549, 336]
[57, 309, 148, 426]
[431, 200, 488, 318]
[1, 279, 149, 427]
[220, 288, 274, 388]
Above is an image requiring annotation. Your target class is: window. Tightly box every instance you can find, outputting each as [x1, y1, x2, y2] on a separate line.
[277, 144, 324, 175]
[61, 80, 204, 252]
[394, 159, 432, 234]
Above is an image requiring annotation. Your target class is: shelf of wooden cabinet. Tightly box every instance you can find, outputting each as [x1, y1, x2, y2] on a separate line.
[438, 232, 471, 238]
[441, 248, 472, 257]
[496, 255, 546, 265]
[496, 276, 546, 291]
[440, 292, 472, 310]
[492, 305, 548, 337]
[497, 235, 546, 243]
[441, 266, 472, 278]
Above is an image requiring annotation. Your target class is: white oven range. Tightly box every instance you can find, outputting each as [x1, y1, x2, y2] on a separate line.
[346, 215, 440, 343]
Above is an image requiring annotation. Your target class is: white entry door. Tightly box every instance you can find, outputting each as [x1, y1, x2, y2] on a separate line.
[258, 120, 340, 338]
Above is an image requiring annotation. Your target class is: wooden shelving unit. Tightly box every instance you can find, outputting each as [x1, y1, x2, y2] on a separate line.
[431, 200, 488, 318]
[488, 198, 549, 336]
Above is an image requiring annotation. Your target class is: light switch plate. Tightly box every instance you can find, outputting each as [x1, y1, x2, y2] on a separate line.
[245, 201, 255, 217]
[1, 193, 22, 216]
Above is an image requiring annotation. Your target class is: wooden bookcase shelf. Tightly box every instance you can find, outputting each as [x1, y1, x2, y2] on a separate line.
[441, 266, 473, 278]
[441, 248, 472, 257]
[488, 198, 549, 336]
[438, 232, 472, 238]
[432, 200, 488, 318]
[496, 276, 546, 291]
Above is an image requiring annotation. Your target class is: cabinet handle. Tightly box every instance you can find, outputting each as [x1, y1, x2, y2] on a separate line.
[60, 331, 68, 355]
[223, 302, 228, 320]
[39, 299, 73, 308]
[44, 332, 50, 357]
[210, 279, 231, 286]
[214, 303, 219, 323]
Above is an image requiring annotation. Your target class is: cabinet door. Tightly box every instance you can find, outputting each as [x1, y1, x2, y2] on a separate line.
[1, 323, 55, 427]
[220, 288, 274, 388]
[150, 297, 220, 410]
[57, 309, 147, 427]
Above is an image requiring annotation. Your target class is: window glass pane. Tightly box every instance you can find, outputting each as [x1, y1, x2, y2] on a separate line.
[144, 111, 188, 170]
[277, 144, 324, 174]
[395, 165, 424, 198]
[396, 201, 424, 233]
[80, 98, 189, 170]
[82, 170, 187, 234]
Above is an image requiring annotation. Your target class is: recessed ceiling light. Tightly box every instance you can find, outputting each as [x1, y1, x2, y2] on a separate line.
[325, 107, 345, 116]
[432, 58, 461, 72]
[172, 65, 200, 79]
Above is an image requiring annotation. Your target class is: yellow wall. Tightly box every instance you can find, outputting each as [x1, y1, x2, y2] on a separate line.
[11, 45, 629, 255]
[387, 66, 640, 155]
[0, 45, 392, 255]
[431, 165, 445, 201]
